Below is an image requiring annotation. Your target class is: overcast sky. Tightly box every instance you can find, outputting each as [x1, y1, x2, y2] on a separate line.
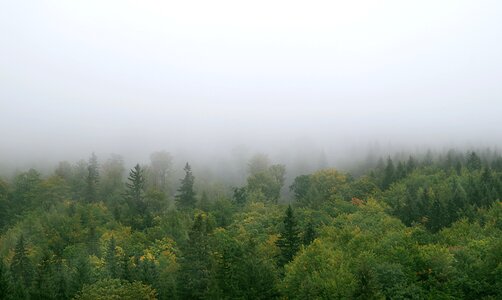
[1, 0, 502, 166]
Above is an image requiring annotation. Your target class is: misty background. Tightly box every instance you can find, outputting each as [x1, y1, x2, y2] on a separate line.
[1, 0, 502, 177]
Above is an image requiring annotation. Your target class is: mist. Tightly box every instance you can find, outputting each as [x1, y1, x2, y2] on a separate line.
[1, 0, 502, 172]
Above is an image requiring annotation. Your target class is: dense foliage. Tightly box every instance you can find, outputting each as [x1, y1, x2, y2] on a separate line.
[0, 150, 501, 299]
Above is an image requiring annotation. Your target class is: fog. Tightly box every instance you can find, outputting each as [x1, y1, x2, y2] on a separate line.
[1, 1, 502, 173]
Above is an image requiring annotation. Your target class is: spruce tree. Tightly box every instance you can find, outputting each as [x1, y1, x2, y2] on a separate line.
[125, 164, 146, 214]
[175, 163, 196, 210]
[276, 205, 301, 267]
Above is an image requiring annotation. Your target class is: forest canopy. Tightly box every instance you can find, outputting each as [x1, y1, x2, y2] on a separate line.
[0, 149, 501, 299]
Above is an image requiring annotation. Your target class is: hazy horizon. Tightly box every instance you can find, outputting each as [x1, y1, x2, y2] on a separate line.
[2, 1, 502, 169]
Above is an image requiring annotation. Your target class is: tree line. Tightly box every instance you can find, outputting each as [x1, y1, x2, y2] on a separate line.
[0, 149, 501, 299]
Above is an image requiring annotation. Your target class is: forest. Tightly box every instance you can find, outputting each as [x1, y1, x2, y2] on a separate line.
[0, 149, 500, 299]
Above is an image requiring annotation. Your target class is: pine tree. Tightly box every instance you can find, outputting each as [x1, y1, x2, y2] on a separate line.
[175, 163, 196, 210]
[85, 153, 99, 202]
[276, 205, 301, 267]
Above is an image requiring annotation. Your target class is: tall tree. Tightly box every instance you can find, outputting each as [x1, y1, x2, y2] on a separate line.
[381, 157, 395, 189]
[85, 153, 99, 202]
[175, 163, 196, 210]
[105, 236, 118, 278]
[276, 205, 301, 267]
[178, 213, 214, 299]
[125, 164, 146, 214]
[10, 235, 33, 289]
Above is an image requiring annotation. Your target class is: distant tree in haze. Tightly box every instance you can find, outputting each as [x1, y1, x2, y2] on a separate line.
[125, 164, 151, 229]
[100, 154, 125, 200]
[175, 163, 196, 210]
[11, 168, 41, 214]
[381, 157, 395, 189]
[125, 164, 147, 216]
[55, 161, 73, 181]
[247, 153, 270, 175]
[466, 151, 482, 171]
[149, 151, 173, 193]
[85, 153, 99, 202]
[246, 164, 286, 203]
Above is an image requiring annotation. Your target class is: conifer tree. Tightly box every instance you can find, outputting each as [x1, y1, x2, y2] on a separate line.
[303, 221, 316, 245]
[466, 151, 482, 171]
[175, 163, 196, 210]
[85, 153, 99, 202]
[276, 205, 301, 267]
[178, 213, 213, 299]
[125, 164, 146, 214]
[10, 235, 33, 288]
[0, 261, 11, 300]
[381, 157, 395, 189]
[105, 236, 118, 278]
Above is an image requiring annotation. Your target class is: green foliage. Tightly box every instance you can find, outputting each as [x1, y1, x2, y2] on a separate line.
[281, 239, 356, 299]
[276, 205, 301, 267]
[10, 235, 33, 288]
[177, 213, 214, 299]
[85, 153, 99, 203]
[0, 149, 501, 299]
[74, 279, 157, 300]
[175, 163, 196, 210]
[246, 164, 285, 203]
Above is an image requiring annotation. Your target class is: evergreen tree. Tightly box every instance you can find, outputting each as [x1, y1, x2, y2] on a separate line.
[175, 163, 196, 210]
[85, 153, 99, 202]
[10, 235, 33, 289]
[0, 261, 11, 300]
[31, 253, 55, 300]
[105, 236, 118, 278]
[466, 151, 482, 171]
[303, 221, 316, 245]
[395, 161, 406, 181]
[232, 186, 247, 205]
[125, 164, 146, 215]
[381, 157, 395, 189]
[276, 205, 301, 267]
[178, 213, 213, 299]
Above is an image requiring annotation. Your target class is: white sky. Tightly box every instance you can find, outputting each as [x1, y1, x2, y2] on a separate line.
[1, 0, 502, 164]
